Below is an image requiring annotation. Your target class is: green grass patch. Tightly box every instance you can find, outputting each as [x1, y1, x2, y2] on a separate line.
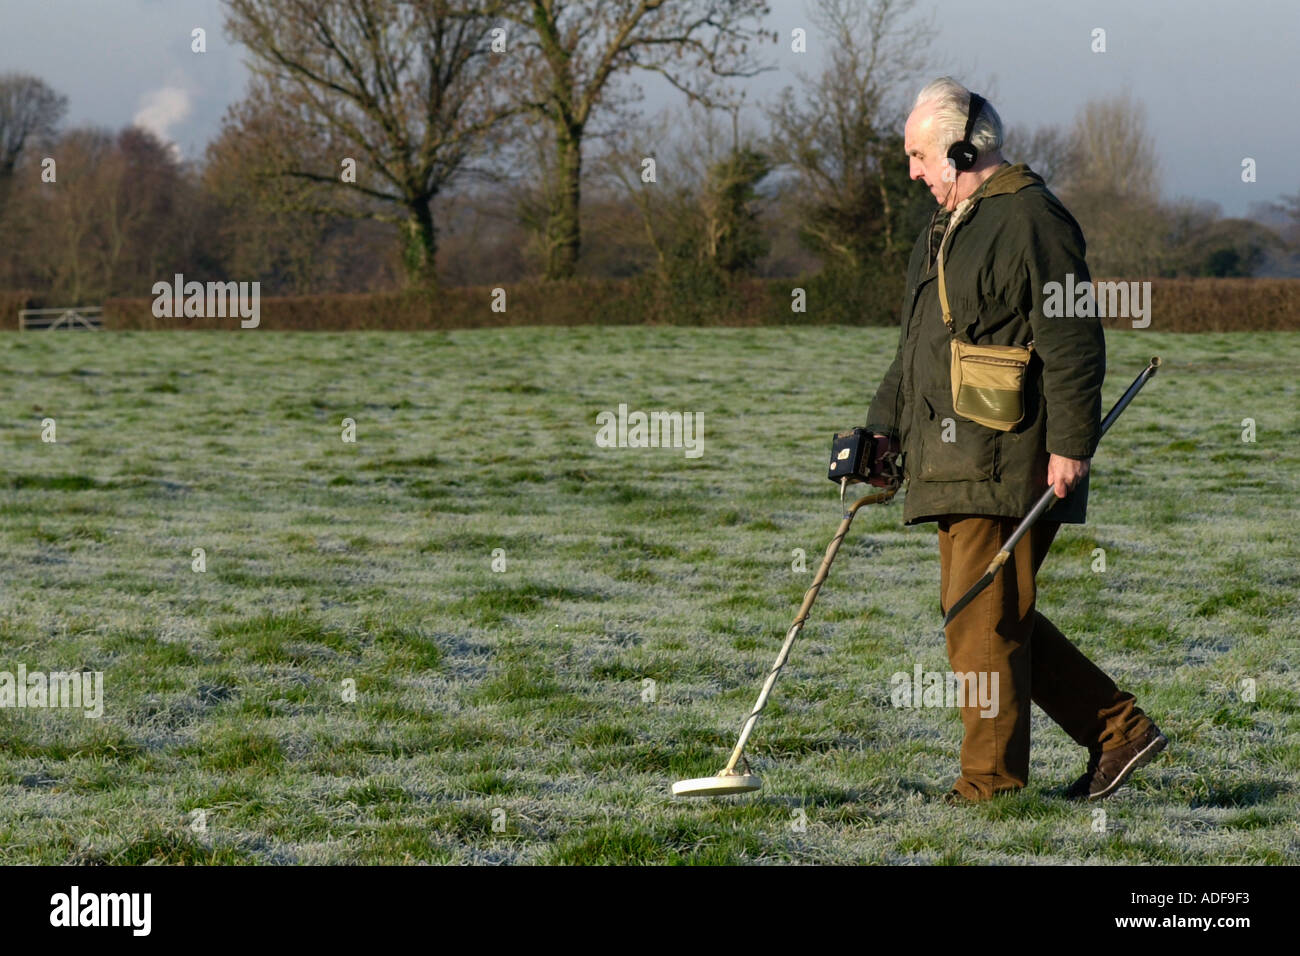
[0, 327, 1295, 864]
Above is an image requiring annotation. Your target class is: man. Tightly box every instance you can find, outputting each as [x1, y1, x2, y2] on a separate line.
[863, 77, 1167, 803]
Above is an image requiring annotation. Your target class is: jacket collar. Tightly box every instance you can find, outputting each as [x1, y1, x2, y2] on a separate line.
[971, 161, 1043, 200]
[940, 162, 1042, 244]
[922, 163, 1043, 279]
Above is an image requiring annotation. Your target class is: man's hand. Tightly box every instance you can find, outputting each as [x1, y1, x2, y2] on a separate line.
[868, 433, 901, 487]
[1046, 454, 1090, 498]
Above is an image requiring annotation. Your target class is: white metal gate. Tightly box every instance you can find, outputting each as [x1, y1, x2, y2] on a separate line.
[18, 307, 104, 331]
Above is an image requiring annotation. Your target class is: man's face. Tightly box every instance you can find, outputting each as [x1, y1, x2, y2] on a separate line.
[904, 105, 957, 211]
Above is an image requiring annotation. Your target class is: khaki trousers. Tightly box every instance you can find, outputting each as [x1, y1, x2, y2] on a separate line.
[937, 514, 1152, 800]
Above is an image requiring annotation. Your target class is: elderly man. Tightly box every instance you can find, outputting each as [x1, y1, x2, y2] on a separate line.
[863, 77, 1167, 803]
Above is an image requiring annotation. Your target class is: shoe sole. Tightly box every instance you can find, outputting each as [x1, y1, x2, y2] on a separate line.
[1089, 732, 1168, 801]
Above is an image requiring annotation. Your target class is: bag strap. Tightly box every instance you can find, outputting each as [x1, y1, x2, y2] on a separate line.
[936, 202, 1035, 355]
[936, 204, 967, 337]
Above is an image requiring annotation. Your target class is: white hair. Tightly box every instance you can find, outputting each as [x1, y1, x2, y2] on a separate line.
[913, 77, 1003, 155]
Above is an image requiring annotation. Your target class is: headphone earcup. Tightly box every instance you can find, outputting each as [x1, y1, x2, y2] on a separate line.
[947, 140, 977, 172]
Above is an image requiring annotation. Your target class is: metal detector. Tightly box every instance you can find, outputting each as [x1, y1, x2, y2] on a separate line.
[672, 478, 898, 797]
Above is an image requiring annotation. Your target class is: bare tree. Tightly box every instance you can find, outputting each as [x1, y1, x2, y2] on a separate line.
[498, 0, 776, 280]
[499, 109, 568, 276]
[764, 0, 934, 273]
[1064, 93, 1160, 201]
[0, 73, 67, 212]
[591, 109, 687, 283]
[1, 125, 193, 302]
[1052, 94, 1167, 276]
[1003, 122, 1078, 188]
[31, 129, 114, 301]
[221, 0, 521, 288]
[592, 100, 769, 282]
[204, 107, 407, 294]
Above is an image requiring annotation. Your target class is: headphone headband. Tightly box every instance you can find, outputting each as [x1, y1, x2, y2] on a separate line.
[946, 91, 985, 172]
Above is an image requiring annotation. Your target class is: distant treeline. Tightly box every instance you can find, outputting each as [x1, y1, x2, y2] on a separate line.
[2, 1, 1299, 312]
[4, 276, 1294, 333]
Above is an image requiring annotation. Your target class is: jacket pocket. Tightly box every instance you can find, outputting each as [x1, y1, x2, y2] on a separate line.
[917, 395, 997, 482]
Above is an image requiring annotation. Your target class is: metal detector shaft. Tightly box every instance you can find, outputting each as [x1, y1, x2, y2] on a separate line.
[942, 356, 1163, 628]
[721, 485, 898, 775]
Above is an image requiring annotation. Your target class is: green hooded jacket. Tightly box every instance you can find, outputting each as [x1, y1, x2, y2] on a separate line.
[866, 162, 1105, 525]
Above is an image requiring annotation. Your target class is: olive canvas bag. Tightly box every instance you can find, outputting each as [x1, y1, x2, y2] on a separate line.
[936, 211, 1034, 432]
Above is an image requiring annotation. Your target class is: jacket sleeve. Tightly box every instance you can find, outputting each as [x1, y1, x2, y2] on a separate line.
[1016, 193, 1105, 459]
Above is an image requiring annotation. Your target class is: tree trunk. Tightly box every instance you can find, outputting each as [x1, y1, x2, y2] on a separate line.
[401, 198, 438, 288]
[545, 132, 582, 280]
[878, 170, 897, 271]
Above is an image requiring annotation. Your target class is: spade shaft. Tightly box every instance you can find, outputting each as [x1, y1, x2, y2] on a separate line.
[942, 356, 1163, 628]
[720, 486, 898, 776]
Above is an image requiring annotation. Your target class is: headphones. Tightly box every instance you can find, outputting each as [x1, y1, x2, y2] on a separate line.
[946, 91, 985, 172]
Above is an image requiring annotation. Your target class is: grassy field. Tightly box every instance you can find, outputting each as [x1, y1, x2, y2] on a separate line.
[0, 326, 1296, 865]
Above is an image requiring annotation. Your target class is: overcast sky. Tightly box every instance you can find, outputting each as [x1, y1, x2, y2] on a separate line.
[1, 0, 1296, 217]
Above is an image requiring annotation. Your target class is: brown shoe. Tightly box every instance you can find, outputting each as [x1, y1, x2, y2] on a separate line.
[1066, 723, 1168, 801]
